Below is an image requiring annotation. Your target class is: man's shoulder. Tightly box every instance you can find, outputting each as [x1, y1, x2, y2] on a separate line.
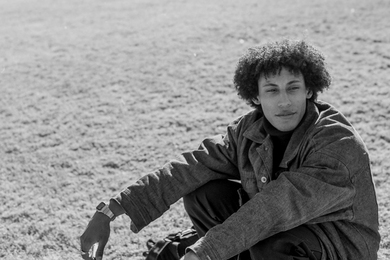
[313, 100, 353, 129]
[309, 101, 370, 169]
[310, 100, 367, 150]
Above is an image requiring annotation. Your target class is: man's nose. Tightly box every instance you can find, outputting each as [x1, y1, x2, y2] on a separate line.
[278, 92, 291, 107]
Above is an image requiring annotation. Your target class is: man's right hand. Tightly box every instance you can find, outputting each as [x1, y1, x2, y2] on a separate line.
[80, 212, 111, 260]
[181, 251, 201, 260]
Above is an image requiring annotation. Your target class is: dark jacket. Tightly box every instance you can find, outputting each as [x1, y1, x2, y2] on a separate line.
[116, 100, 380, 260]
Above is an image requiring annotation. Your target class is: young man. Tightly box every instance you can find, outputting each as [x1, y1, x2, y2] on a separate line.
[80, 40, 380, 260]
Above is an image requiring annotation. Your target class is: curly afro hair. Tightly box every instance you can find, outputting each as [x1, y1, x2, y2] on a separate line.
[233, 39, 331, 109]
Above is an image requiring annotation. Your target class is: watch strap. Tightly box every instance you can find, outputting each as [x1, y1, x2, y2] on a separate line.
[96, 202, 116, 221]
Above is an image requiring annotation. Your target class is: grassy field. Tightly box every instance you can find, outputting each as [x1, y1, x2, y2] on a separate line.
[0, 0, 389, 259]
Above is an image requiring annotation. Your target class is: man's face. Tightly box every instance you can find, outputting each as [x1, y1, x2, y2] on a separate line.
[253, 67, 312, 132]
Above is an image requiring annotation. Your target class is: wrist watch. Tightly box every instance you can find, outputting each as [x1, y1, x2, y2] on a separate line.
[96, 202, 116, 221]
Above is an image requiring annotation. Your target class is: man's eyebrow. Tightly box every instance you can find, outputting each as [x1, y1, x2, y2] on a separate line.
[261, 79, 302, 87]
[287, 79, 304, 85]
[261, 82, 278, 87]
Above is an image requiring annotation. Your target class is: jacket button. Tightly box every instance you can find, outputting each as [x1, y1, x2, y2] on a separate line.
[261, 177, 267, 183]
[264, 146, 268, 151]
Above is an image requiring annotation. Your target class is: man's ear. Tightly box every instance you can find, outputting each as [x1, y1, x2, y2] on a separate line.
[306, 90, 313, 99]
[252, 96, 261, 105]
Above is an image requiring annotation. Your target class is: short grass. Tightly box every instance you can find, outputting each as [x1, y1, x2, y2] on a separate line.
[0, 0, 389, 259]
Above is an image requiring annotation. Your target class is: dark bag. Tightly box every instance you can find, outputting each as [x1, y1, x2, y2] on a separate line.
[144, 227, 199, 260]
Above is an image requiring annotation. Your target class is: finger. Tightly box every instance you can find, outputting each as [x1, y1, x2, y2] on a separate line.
[80, 235, 89, 250]
[80, 250, 90, 260]
[94, 237, 108, 260]
[91, 243, 98, 259]
[80, 235, 93, 259]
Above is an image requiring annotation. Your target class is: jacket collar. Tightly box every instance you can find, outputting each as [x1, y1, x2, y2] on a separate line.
[243, 101, 320, 166]
[243, 115, 267, 144]
[281, 101, 319, 167]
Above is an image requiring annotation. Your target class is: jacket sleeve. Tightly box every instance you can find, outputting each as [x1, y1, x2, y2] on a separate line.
[115, 119, 242, 232]
[189, 132, 364, 260]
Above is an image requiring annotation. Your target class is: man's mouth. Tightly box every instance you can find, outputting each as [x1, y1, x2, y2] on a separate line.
[276, 112, 296, 117]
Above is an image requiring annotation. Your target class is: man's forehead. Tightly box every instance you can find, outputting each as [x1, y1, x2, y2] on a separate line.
[259, 68, 303, 81]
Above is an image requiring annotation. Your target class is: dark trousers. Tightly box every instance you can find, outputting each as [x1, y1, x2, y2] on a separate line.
[183, 180, 322, 260]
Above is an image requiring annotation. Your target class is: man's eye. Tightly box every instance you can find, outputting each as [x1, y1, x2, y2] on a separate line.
[267, 89, 277, 93]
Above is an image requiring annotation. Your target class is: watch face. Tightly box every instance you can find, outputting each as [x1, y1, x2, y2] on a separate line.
[96, 202, 105, 210]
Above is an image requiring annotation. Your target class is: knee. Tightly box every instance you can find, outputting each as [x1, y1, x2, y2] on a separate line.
[183, 180, 241, 215]
[183, 189, 197, 214]
[183, 183, 209, 215]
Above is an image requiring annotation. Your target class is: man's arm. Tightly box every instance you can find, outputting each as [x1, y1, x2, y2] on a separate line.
[79, 115, 246, 258]
[117, 129, 242, 232]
